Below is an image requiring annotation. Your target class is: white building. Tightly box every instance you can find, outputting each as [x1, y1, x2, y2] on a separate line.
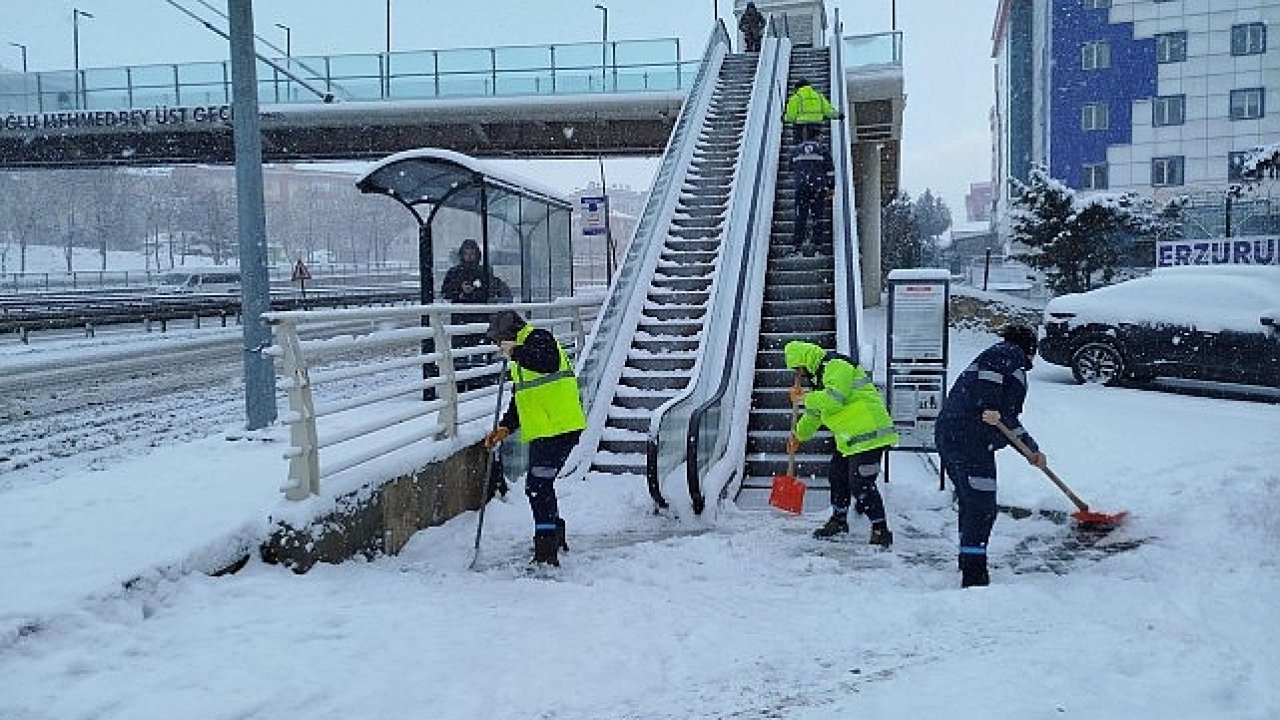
[992, 0, 1280, 238]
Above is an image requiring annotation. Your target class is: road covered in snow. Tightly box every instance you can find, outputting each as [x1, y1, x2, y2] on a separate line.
[0, 315, 1277, 719]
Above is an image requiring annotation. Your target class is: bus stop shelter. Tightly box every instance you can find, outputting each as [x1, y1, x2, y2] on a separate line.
[355, 147, 576, 305]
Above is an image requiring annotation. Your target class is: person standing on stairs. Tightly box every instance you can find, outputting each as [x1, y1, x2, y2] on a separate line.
[783, 77, 840, 143]
[789, 134, 834, 256]
[783, 340, 898, 548]
[739, 2, 766, 53]
[934, 324, 1047, 588]
[483, 310, 587, 566]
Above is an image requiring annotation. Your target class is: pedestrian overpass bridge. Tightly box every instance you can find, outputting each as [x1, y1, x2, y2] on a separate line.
[0, 29, 902, 200]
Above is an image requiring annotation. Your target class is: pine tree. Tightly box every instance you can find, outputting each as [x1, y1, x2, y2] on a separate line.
[1011, 166, 1169, 294]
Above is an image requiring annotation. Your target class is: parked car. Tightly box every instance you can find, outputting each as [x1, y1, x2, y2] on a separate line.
[155, 270, 242, 294]
[1039, 266, 1280, 388]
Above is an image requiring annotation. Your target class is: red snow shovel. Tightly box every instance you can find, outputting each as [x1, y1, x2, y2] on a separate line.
[769, 375, 806, 514]
[995, 421, 1128, 529]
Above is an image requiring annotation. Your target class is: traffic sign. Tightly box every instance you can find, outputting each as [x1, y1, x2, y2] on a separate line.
[291, 259, 312, 282]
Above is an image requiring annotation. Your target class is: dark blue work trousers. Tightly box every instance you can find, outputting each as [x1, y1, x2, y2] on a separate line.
[525, 430, 581, 537]
[795, 185, 826, 247]
[828, 447, 887, 524]
[937, 435, 998, 571]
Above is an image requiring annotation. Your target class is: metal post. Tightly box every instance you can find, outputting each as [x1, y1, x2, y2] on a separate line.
[8, 42, 26, 73]
[595, 4, 608, 91]
[229, 0, 278, 430]
[274, 22, 291, 101]
[73, 8, 94, 109]
[983, 248, 992, 291]
[385, 0, 392, 54]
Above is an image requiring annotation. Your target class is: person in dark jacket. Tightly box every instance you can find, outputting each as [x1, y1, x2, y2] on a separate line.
[789, 137, 835, 255]
[440, 239, 513, 392]
[483, 310, 587, 566]
[934, 324, 1047, 588]
[739, 2, 766, 53]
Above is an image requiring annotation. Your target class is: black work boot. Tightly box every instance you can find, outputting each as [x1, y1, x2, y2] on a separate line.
[532, 534, 560, 567]
[556, 518, 569, 552]
[813, 515, 850, 539]
[868, 523, 894, 548]
[960, 556, 989, 588]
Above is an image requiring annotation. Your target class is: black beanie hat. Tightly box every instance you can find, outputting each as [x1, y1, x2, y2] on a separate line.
[486, 310, 526, 342]
[999, 324, 1039, 358]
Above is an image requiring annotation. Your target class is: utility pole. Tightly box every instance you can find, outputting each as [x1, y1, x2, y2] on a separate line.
[229, 0, 277, 430]
[72, 8, 94, 108]
[594, 4, 608, 91]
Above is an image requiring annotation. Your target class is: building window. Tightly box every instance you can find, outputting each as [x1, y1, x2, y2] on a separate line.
[1155, 31, 1187, 63]
[1230, 88, 1265, 120]
[1228, 151, 1250, 181]
[1082, 102, 1109, 130]
[1082, 41, 1111, 69]
[1152, 95, 1185, 126]
[1152, 156, 1185, 186]
[1231, 23, 1267, 56]
[1084, 0, 1110, 8]
[1083, 163, 1109, 190]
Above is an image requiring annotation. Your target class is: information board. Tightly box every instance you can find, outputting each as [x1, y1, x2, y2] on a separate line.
[885, 269, 950, 454]
[580, 195, 607, 237]
[889, 281, 947, 362]
[889, 372, 946, 450]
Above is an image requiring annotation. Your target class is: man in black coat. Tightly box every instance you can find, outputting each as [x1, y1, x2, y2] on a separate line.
[440, 239, 513, 392]
[789, 136, 834, 256]
[935, 324, 1047, 588]
[739, 2, 766, 53]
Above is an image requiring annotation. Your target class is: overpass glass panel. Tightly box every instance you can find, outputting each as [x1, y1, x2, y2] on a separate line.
[842, 31, 903, 69]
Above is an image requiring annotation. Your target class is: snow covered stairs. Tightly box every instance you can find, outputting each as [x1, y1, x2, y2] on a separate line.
[589, 54, 757, 478]
[739, 47, 838, 509]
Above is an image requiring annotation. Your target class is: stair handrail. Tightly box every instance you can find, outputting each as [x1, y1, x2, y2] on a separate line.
[668, 22, 790, 514]
[567, 21, 731, 479]
[829, 8, 866, 359]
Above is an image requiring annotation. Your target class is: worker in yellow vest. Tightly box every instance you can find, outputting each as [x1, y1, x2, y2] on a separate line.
[784, 340, 898, 547]
[783, 77, 841, 143]
[484, 310, 587, 566]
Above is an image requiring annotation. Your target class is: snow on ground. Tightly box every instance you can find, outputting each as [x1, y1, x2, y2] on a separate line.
[1, 312, 1278, 720]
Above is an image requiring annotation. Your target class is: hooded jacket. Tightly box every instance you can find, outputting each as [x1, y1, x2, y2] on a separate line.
[784, 84, 838, 125]
[784, 341, 898, 456]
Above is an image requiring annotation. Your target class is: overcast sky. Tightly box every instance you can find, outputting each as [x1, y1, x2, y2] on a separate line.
[2, 0, 998, 220]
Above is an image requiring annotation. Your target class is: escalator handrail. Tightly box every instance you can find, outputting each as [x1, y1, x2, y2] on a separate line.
[680, 22, 791, 513]
[829, 9, 865, 360]
[566, 21, 731, 482]
[641, 23, 789, 511]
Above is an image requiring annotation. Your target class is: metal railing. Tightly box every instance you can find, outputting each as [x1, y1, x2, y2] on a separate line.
[265, 296, 603, 500]
[569, 21, 731, 480]
[646, 24, 789, 513]
[0, 38, 694, 114]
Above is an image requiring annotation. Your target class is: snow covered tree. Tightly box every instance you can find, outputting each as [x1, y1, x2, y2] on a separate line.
[880, 192, 923, 277]
[1010, 166, 1165, 294]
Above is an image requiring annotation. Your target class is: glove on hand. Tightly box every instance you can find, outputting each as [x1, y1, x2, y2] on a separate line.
[788, 385, 806, 405]
[484, 426, 511, 449]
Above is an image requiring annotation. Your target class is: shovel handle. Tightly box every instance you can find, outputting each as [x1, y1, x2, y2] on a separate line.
[993, 420, 1091, 513]
[786, 371, 802, 477]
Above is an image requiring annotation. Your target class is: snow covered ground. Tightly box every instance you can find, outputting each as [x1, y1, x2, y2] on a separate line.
[1, 315, 1277, 720]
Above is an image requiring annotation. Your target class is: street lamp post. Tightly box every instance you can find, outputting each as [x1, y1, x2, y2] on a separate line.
[385, 0, 392, 54]
[73, 8, 94, 109]
[275, 23, 291, 100]
[594, 4, 608, 91]
[8, 42, 26, 73]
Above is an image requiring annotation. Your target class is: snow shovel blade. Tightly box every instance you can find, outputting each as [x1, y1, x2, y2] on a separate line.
[769, 473, 806, 514]
[1071, 509, 1129, 530]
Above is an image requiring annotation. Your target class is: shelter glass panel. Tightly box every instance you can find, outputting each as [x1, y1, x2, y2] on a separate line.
[549, 206, 573, 298]
[522, 198, 553, 303]
[484, 187, 526, 303]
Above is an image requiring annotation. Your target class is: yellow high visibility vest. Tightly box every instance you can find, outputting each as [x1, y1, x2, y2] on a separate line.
[509, 324, 587, 442]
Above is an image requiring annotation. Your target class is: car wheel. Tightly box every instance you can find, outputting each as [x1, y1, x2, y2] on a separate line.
[1071, 341, 1126, 385]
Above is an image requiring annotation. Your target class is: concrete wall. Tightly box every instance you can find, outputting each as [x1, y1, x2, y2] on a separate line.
[260, 443, 491, 573]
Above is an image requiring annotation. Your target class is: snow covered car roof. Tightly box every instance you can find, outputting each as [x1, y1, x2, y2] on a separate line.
[1044, 265, 1280, 333]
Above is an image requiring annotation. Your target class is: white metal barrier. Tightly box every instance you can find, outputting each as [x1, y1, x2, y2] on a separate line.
[264, 296, 604, 500]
